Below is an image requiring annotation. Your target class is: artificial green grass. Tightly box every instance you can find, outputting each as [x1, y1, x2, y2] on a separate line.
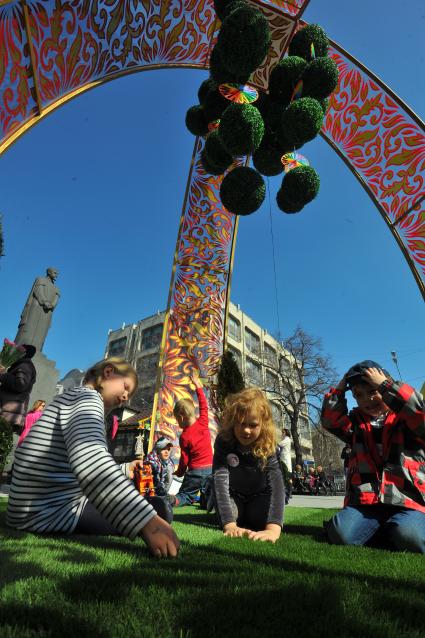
[0, 502, 424, 638]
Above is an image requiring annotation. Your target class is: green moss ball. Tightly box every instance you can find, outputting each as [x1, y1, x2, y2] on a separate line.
[202, 131, 233, 174]
[220, 166, 266, 215]
[209, 45, 250, 85]
[276, 165, 320, 213]
[185, 105, 209, 137]
[203, 88, 229, 123]
[214, 0, 247, 21]
[288, 24, 329, 61]
[268, 56, 307, 106]
[256, 93, 286, 136]
[252, 143, 283, 176]
[219, 103, 265, 156]
[279, 97, 324, 147]
[198, 78, 217, 105]
[302, 57, 339, 100]
[217, 5, 271, 77]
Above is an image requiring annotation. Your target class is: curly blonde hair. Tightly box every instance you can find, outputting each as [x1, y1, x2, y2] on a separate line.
[220, 387, 277, 467]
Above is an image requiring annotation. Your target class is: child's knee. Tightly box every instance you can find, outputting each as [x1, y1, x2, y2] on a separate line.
[325, 515, 352, 545]
[387, 521, 425, 553]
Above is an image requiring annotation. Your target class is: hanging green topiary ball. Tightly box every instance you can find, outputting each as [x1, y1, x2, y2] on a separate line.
[268, 56, 307, 106]
[256, 93, 286, 137]
[201, 151, 222, 176]
[209, 45, 250, 85]
[185, 105, 209, 136]
[288, 24, 329, 61]
[219, 103, 265, 156]
[220, 166, 266, 215]
[203, 88, 230, 123]
[214, 0, 247, 21]
[276, 165, 320, 213]
[252, 143, 284, 176]
[202, 131, 233, 175]
[302, 57, 339, 100]
[217, 5, 271, 77]
[279, 97, 324, 147]
[198, 78, 218, 105]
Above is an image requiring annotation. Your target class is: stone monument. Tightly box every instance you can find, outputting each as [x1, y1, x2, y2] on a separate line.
[15, 268, 61, 406]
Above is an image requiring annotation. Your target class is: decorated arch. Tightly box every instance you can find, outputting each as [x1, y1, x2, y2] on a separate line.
[1, 0, 424, 439]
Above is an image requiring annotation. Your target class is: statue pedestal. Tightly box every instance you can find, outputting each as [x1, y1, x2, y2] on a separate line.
[30, 352, 60, 407]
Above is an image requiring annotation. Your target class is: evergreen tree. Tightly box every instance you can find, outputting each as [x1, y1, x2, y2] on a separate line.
[215, 350, 245, 415]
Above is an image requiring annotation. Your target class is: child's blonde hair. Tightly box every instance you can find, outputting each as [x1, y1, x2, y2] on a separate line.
[173, 398, 195, 421]
[83, 357, 138, 396]
[220, 387, 277, 467]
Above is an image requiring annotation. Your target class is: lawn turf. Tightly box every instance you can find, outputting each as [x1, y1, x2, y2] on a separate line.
[0, 502, 424, 638]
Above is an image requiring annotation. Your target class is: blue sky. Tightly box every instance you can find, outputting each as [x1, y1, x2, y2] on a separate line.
[0, 0, 424, 389]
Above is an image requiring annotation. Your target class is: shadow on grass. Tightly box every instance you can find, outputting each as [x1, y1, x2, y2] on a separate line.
[173, 510, 218, 529]
[0, 602, 110, 638]
[1, 508, 424, 638]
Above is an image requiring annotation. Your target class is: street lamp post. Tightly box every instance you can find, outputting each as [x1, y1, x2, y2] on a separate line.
[390, 351, 402, 379]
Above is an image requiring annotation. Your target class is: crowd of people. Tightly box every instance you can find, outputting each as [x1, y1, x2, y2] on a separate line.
[1, 354, 424, 557]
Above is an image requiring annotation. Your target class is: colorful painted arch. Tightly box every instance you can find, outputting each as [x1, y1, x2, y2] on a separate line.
[1, 0, 424, 438]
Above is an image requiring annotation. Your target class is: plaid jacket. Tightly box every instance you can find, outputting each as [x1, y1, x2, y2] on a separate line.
[321, 381, 425, 512]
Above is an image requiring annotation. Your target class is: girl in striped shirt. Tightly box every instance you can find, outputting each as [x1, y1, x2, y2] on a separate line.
[6, 357, 180, 558]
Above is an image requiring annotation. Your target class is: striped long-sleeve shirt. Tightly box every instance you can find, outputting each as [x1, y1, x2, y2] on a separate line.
[6, 387, 156, 539]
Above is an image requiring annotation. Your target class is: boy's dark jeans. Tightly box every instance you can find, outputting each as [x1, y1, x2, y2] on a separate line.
[175, 467, 212, 506]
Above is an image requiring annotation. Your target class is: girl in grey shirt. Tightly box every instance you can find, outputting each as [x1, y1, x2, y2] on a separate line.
[213, 388, 285, 543]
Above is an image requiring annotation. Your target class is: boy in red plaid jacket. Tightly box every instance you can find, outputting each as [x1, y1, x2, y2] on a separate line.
[321, 360, 425, 552]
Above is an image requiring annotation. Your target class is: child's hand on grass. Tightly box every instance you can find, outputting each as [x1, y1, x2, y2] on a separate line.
[247, 524, 281, 543]
[223, 522, 250, 538]
[141, 515, 180, 558]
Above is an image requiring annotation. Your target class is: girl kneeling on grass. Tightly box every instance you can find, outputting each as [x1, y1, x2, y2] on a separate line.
[213, 388, 285, 543]
[6, 357, 180, 558]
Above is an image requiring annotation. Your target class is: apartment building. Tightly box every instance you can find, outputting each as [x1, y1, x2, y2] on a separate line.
[105, 302, 313, 462]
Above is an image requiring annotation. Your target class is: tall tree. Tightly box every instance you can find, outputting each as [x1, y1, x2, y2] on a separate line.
[256, 326, 337, 465]
[212, 349, 245, 416]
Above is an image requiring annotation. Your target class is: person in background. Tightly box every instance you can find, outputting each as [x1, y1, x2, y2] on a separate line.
[307, 466, 318, 494]
[278, 428, 293, 504]
[321, 360, 425, 553]
[213, 387, 285, 543]
[18, 399, 46, 446]
[170, 373, 212, 507]
[0, 344, 37, 480]
[6, 357, 180, 558]
[145, 437, 175, 496]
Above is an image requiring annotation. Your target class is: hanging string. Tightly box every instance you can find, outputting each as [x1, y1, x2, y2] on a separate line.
[267, 177, 282, 340]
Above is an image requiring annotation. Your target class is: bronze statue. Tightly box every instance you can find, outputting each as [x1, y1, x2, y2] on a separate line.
[15, 268, 60, 352]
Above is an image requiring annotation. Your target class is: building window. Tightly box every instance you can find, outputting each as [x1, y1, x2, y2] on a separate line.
[245, 328, 260, 355]
[228, 315, 241, 342]
[108, 337, 127, 357]
[137, 354, 159, 382]
[112, 430, 135, 462]
[264, 343, 277, 367]
[228, 346, 242, 370]
[141, 324, 163, 350]
[271, 402, 284, 427]
[246, 358, 262, 385]
[265, 370, 278, 392]
[280, 356, 291, 376]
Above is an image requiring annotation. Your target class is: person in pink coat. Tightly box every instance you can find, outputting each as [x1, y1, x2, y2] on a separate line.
[18, 399, 46, 446]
